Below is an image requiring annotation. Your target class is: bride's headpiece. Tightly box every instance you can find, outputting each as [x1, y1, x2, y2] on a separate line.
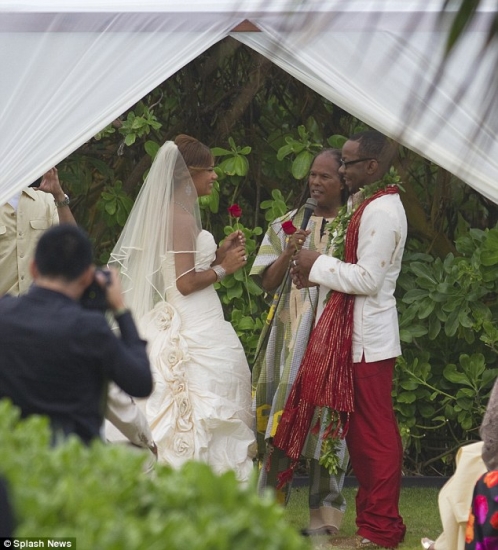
[109, 141, 202, 320]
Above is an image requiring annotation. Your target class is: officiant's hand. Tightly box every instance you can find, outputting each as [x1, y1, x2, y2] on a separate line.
[285, 229, 310, 255]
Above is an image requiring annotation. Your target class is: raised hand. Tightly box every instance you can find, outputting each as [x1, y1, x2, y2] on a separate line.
[221, 244, 247, 275]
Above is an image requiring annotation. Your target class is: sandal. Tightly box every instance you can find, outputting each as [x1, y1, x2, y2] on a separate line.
[300, 525, 338, 536]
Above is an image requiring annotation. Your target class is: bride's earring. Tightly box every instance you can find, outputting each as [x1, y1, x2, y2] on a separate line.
[185, 182, 192, 196]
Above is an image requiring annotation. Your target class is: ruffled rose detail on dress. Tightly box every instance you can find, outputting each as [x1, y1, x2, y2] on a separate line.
[165, 347, 185, 368]
[139, 301, 196, 464]
[172, 379, 186, 394]
[173, 432, 195, 457]
[154, 307, 173, 330]
[175, 392, 193, 431]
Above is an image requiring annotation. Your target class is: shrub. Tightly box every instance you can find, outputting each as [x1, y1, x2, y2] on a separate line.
[0, 400, 306, 550]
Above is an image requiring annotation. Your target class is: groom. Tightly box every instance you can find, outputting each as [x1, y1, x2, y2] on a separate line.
[289, 130, 407, 549]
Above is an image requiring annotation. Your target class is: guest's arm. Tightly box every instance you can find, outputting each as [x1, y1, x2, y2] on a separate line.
[38, 167, 77, 225]
[105, 383, 157, 454]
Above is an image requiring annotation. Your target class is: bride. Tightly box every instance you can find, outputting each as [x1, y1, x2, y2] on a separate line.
[109, 135, 256, 482]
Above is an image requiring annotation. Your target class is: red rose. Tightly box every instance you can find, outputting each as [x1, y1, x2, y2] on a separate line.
[282, 220, 297, 235]
[228, 204, 242, 218]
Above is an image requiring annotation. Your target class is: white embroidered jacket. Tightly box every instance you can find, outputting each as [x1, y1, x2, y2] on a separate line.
[310, 193, 407, 363]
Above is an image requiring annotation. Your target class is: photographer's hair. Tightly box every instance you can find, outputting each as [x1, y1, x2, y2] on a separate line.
[35, 224, 93, 282]
[349, 130, 397, 176]
[174, 134, 213, 173]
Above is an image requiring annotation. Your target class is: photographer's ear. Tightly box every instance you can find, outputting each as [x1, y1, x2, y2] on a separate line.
[79, 265, 95, 292]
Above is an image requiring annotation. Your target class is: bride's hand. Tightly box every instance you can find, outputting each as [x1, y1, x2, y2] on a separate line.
[221, 245, 247, 275]
[216, 231, 245, 263]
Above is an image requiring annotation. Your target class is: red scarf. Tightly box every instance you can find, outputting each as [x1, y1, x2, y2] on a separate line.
[272, 186, 399, 486]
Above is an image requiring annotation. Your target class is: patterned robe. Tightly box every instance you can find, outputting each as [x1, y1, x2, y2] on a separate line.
[250, 210, 331, 460]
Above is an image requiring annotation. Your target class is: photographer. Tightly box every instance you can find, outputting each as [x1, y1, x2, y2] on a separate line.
[1, 170, 155, 452]
[0, 224, 153, 444]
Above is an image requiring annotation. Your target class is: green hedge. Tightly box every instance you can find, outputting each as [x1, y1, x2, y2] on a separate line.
[0, 400, 306, 550]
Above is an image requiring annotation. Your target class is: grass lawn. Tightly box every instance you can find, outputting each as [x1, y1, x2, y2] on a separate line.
[284, 485, 442, 550]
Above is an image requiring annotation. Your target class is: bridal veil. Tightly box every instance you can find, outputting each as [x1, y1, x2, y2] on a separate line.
[109, 141, 202, 319]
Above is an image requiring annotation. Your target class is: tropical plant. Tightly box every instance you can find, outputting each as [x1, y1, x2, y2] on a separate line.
[0, 399, 306, 549]
[395, 227, 498, 473]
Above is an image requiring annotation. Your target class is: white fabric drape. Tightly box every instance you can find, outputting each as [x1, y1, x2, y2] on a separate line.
[0, 6, 242, 203]
[237, 2, 498, 204]
[1, 1, 498, 204]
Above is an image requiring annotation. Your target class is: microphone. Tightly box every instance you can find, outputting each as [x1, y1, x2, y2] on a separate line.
[300, 198, 317, 230]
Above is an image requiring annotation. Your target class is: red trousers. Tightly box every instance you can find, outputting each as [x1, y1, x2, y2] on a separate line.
[345, 357, 406, 548]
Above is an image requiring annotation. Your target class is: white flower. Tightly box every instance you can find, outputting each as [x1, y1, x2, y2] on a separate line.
[155, 308, 173, 330]
[175, 391, 192, 419]
[169, 352, 179, 365]
[173, 434, 194, 458]
[172, 379, 186, 394]
[162, 347, 183, 367]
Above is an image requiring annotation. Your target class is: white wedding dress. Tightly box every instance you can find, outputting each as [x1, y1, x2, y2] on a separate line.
[138, 230, 256, 482]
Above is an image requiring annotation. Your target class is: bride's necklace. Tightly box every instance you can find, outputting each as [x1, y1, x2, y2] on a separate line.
[174, 200, 191, 214]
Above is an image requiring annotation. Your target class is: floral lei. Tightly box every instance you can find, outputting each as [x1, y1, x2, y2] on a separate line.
[326, 168, 403, 260]
[317, 168, 403, 475]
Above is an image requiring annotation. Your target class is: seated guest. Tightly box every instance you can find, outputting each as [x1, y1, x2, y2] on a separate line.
[0, 224, 152, 444]
[423, 376, 498, 550]
[464, 377, 498, 549]
[421, 442, 486, 550]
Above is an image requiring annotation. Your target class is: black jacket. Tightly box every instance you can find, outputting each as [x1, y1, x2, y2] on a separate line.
[0, 286, 152, 443]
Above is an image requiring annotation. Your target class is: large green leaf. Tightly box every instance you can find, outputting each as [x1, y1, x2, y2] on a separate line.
[327, 134, 348, 149]
[402, 289, 429, 304]
[480, 229, 498, 266]
[234, 155, 249, 176]
[411, 262, 438, 286]
[291, 150, 313, 179]
[443, 363, 470, 385]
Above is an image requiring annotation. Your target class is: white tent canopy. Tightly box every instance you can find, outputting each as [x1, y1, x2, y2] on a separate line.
[1, 0, 498, 204]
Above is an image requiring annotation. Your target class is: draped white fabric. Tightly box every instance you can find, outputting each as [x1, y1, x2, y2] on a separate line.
[0, 6, 241, 203]
[1, 0, 498, 204]
[237, 2, 498, 204]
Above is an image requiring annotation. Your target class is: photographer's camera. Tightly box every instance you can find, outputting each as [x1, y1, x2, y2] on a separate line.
[80, 268, 111, 311]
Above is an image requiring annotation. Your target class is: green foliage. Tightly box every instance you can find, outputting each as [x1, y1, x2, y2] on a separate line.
[260, 189, 290, 222]
[212, 136, 252, 177]
[0, 400, 306, 550]
[276, 125, 322, 180]
[144, 139, 161, 160]
[201, 137, 252, 216]
[118, 104, 162, 146]
[215, 217, 266, 365]
[396, 226, 498, 473]
[93, 124, 116, 141]
[326, 134, 348, 150]
[98, 181, 134, 228]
